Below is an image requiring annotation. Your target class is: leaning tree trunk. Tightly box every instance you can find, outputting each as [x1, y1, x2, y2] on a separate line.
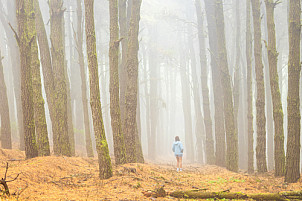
[15, 0, 38, 159]
[109, 0, 127, 165]
[0, 51, 12, 149]
[215, 0, 238, 172]
[76, 0, 94, 157]
[246, 0, 254, 174]
[29, 0, 50, 156]
[264, 0, 285, 177]
[49, 0, 71, 156]
[84, 0, 112, 179]
[34, 0, 59, 153]
[123, 0, 143, 163]
[285, 0, 301, 183]
[251, 0, 267, 173]
[203, 0, 226, 167]
[195, 0, 215, 165]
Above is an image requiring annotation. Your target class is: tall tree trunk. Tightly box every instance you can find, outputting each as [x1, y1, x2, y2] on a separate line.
[49, 0, 71, 156]
[251, 0, 268, 173]
[195, 0, 214, 165]
[76, 0, 94, 157]
[285, 0, 301, 183]
[64, 5, 76, 156]
[34, 0, 58, 153]
[109, 0, 127, 164]
[29, 0, 50, 156]
[264, 0, 285, 177]
[119, 0, 127, 127]
[136, 82, 144, 163]
[84, 0, 112, 179]
[246, 0, 254, 174]
[0, 51, 12, 149]
[124, 0, 143, 163]
[203, 0, 226, 167]
[0, 0, 24, 150]
[15, 0, 38, 159]
[215, 0, 238, 172]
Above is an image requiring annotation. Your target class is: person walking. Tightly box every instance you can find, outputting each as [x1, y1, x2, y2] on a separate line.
[172, 136, 184, 172]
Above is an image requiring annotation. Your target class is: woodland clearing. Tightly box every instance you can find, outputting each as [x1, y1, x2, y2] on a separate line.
[0, 149, 301, 200]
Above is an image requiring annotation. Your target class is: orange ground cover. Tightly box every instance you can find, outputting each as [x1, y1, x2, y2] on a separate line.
[0, 149, 301, 200]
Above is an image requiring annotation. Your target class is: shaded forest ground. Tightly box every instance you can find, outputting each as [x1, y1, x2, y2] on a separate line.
[0, 149, 301, 200]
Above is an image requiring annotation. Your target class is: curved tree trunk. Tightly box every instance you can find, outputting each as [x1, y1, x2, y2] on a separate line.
[109, 0, 127, 165]
[84, 0, 112, 179]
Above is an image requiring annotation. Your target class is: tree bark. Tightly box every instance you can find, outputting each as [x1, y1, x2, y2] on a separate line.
[109, 0, 127, 164]
[0, 51, 12, 149]
[246, 0, 254, 174]
[49, 0, 71, 156]
[84, 0, 112, 179]
[195, 0, 215, 165]
[203, 0, 226, 167]
[215, 0, 238, 172]
[15, 0, 38, 159]
[264, 0, 285, 177]
[76, 0, 94, 158]
[251, 0, 268, 173]
[29, 0, 50, 156]
[0, 0, 24, 150]
[124, 0, 143, 163]
[34, 0, 58, 153]
[285, 0, 301, 183]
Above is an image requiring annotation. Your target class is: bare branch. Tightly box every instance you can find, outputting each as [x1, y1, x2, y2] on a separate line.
[8, 23, 20, 45]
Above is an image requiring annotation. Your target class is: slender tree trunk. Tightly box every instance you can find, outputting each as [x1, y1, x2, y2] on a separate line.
[0, 51, 12, 149]
[76, 0, 94, 157]
[233, 0, 241, 165]
[0, 0, 24, 150]
[84, 0, 112, 179]
[215, 0, 238, 172]
[15, 0, 38, 159]
[136, 82, 144, 163]
[109, 0, 127, 164]
[246, 0, 254, 174]
[251, 0, 268, 173]
[195, 0, 215, 165]
[124, 0, 143, 163]
[34, 0, 58, 153]
[264, 0, 285, 177]
[204, 0, 226, 167]
[49, 0, 71, 156]
[285, 0, 301, 183]
[29, 0, 50, 156]
[119, 0, 127, 126]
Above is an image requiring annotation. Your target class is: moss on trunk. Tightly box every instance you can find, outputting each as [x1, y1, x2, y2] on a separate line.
[84, 0, 112, 179]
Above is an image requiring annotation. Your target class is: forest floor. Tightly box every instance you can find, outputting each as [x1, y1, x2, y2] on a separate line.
[0, 149, 301, 200]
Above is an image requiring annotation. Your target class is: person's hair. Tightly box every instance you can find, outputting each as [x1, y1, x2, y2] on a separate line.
[175, 136, 180, 141]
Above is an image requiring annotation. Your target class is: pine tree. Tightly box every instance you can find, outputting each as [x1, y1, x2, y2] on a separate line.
[84, 0, 113, 179]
